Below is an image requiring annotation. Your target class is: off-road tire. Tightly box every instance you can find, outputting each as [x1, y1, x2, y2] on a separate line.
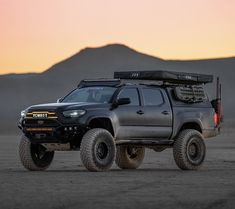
[80, 128, 116, 172]
[19, 135, 54, 171]
[173, 129, 206, 170]
[115, 145, 145, 169]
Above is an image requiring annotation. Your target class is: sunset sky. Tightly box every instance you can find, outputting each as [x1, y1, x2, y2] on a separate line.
[1, 0, 235, 74]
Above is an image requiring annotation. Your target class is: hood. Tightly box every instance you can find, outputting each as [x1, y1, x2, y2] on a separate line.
[27, 102, 110, 112]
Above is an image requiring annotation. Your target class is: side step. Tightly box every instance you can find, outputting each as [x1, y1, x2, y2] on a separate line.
[116, 139, 174, 147]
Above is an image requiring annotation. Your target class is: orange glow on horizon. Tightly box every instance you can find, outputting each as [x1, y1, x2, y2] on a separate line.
[0, 0, 235, 75]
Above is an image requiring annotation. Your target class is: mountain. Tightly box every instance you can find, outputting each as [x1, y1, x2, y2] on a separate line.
[0, 44, 234, 133]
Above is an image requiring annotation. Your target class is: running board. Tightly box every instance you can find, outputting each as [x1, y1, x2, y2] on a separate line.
[115, 139, 174, 146]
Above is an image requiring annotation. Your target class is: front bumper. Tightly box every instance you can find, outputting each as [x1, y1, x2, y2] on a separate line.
[19, 117, 86, 143]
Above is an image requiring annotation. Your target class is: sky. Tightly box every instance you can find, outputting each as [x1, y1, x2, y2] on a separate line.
[0, 0, 235, 74]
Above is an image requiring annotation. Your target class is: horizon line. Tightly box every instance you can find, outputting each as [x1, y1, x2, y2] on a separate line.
[0, 43, 234, 76]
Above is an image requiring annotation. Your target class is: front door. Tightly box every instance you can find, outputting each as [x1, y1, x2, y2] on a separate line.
[113, 87, 144, 139]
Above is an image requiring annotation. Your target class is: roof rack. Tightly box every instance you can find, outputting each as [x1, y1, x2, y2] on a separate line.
[114, 71, 213, 85]
[78, 79, 122, 87]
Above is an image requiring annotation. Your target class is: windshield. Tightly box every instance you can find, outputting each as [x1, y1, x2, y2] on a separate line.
[62, 86, 116, 103]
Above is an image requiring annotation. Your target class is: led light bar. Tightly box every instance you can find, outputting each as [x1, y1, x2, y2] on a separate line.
[78, 79, 122, 87]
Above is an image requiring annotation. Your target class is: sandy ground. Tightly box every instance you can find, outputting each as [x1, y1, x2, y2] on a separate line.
[0, 132, 234, 209]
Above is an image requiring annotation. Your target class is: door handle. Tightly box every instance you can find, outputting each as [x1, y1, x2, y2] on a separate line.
[136, 110, 144, 115]
[162, 110, 170, 115]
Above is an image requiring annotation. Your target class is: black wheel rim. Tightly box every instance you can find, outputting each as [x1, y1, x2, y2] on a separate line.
[96, 142, 109, 160]
[127, 146, 139, 159]
[30, 143, 54, 167]
[31, 144, 47, 160]
[186, 137, 205, 165]
[188, 143, 198, 159]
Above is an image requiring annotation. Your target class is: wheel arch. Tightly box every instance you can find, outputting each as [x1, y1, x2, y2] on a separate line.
[177, 121, 202, 136]
[87, 117, 115, 136]
[173, 120, 203, 139]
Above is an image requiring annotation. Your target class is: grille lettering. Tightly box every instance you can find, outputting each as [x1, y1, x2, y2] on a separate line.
[32, 113, 48, 118]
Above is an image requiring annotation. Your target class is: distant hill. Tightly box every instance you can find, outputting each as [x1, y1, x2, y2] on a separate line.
[0, 44, 234, 133]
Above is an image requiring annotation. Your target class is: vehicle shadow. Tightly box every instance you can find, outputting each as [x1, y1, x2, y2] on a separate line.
[3, 167, 192, 174]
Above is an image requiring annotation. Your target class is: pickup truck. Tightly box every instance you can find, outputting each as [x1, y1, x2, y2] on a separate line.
[18, 71, 222, 171]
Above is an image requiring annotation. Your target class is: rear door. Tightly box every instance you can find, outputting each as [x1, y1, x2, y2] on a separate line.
[139, 87, 173, 139]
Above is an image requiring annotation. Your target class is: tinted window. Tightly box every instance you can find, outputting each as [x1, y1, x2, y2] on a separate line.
[118, 88, 140, 106]
[62, 87, 116, 103]
[143, 88, 163, 106]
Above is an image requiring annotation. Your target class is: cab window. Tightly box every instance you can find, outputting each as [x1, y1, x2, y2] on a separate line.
[142, 88, 164, 106]
[118, 88, 140, 106]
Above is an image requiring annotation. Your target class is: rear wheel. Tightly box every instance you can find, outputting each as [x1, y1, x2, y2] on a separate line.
[19, 136, 54, 171]
[80, 128, 116, 172]
[173, 129, 206, 170]
[115, 145, 145, 169]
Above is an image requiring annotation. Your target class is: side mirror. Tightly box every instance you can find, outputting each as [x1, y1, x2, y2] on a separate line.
[114, 97, 131, 106]
[57, 98, 63, 103]
[117, 98, 131, 106]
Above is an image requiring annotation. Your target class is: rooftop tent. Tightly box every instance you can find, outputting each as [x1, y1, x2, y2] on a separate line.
[114, 71, 213, 85]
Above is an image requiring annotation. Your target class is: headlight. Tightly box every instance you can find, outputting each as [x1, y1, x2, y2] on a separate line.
[63, 110, 86, 118]
[21, 110, 26, 118]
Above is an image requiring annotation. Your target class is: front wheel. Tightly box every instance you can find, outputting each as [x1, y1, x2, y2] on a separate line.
[19, 136, 54, 171]
[173, 129, 206, 170]
[80, 128, 116, 172]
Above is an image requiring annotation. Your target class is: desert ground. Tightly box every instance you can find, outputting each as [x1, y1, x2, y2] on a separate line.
[0, 130, 234, 209]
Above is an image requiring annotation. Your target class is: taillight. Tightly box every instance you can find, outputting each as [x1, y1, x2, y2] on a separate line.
[213, 76, 222, 128]
[214, 113, 220, 127]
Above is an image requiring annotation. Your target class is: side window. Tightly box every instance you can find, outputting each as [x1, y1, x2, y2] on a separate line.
[142, 88, 164, 106]
[118, 88, 140, 106]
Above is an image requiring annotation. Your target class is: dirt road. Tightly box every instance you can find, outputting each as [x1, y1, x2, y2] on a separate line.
[0, 132, 234, 209]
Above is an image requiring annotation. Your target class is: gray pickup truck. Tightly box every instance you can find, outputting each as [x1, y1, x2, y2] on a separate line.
[18, 71, 222, 171]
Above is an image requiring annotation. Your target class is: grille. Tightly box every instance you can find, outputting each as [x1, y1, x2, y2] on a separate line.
[24, 119, 59, 127]
[26, 111, 57, 119]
